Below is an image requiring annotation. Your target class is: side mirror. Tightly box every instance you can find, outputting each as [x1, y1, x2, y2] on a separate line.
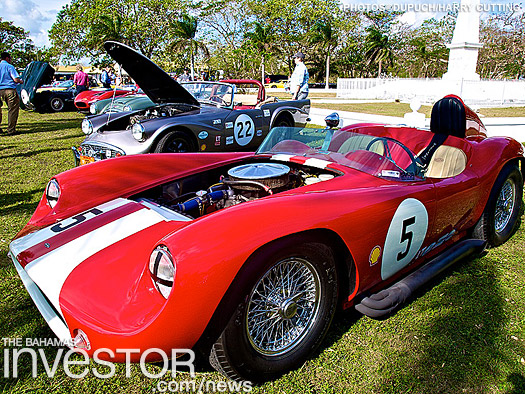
[324, 112, 340, 129]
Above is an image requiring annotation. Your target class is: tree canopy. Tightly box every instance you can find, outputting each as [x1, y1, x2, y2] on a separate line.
[48, 0, 187, 65]
[2, 1, 524, 81]
[0, 18, 54, 68]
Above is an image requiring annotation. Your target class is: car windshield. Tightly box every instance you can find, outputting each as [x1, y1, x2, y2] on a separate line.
[181, 82, 234, 107]
[257, 127, 423, 181]
[56, 80, 73, 88]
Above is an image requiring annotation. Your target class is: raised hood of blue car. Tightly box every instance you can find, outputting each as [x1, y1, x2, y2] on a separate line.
[17, 61, 55, 103]
[104, 41, 199, 107]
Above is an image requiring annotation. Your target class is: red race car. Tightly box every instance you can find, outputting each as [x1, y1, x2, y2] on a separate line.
[74, 88, 134, 112]
[8, 96, 524, 382]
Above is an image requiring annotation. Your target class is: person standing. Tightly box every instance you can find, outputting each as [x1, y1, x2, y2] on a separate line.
[73, 65, 89, 96]
[0, 52, 23, 135]
[289, 52, 309, 100]
[177, 68, 191, 83]
[100, 66, 113, 89]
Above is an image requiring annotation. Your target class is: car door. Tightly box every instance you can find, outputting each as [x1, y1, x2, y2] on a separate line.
[429, 166, 481, 240]
[224, 109, 264, 151]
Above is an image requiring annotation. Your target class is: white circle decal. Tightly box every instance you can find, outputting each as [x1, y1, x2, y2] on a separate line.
[21, 89, 30, 105]
[381, 198, 428, 280]
[234, 114, 255, 146]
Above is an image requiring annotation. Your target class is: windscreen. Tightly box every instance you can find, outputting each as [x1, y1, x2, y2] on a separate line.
[182, 82, 234, 107]
[257, 127, 422, 181]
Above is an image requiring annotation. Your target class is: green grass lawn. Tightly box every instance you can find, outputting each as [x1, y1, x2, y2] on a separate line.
[273, 92, 338, 99]
[477, 107, 525, 118]
[311, 102, 433, 118]
[1, 109, 524, 393]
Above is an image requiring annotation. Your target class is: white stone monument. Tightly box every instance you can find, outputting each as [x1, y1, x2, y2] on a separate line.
[442, 0, 483, 81]
[403, 99, 426, 128]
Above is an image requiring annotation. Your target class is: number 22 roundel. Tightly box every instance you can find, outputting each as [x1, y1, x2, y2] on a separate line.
[381, 198, 428, 280]
[234, 114, 255, 146]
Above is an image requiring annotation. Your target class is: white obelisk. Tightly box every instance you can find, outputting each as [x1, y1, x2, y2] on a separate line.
[443, 0, 483, 81]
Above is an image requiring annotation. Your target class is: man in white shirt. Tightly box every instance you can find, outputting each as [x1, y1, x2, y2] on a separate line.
[289, 52, 309, 100]
[177, 69, 191, 83]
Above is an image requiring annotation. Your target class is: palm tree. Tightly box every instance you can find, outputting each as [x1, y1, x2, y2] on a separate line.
[169, 14, 209, 80]
[245, 22, 275, 84]
[90, 15, 127, 48]
[365, 26, 393, 77]
[309, 20, 338, 89]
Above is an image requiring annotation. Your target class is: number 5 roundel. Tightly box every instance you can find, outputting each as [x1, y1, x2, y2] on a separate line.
[381, 198, 428, 280]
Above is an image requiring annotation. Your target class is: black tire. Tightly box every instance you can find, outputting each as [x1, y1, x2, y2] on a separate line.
[209, 240, 339, 382]
[472, 164, 523, 247]
[154, 131, 196, 153]
[273, 114, 294, 128]
[271, 85, 277, 88]
[49, 97, 65, 112]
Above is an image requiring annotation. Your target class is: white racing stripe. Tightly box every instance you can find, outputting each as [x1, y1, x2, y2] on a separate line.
[270, 154, 332, 170]
[270, 154, 294, 162]
[303, 158, 331, 169]
[23, 204, 165, 318]
[11, 256, 72, 344]
[10, 198, 130, 256]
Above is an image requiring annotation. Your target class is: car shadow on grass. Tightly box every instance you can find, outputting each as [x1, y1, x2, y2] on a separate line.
[372, 255, 513, 393]
[505, 373, 525, 394]
[0, 190, 41, 210]
[292, 249, 522, 394]
[0, 146, 74, 160]
[15, 118, 81, 135]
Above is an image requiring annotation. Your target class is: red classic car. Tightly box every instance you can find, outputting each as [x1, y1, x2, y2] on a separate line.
[74, 88, 134, 112]
[8, 96, 524, 382]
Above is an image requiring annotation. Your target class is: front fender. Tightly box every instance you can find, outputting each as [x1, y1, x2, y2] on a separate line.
[148, 118, 222, 150]
[269, 100, 310, 127]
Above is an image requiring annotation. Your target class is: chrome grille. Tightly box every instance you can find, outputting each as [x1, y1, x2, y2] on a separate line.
[80, 143, 125, 160]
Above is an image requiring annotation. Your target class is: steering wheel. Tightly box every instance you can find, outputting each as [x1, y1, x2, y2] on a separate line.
[210, 95, 228, 106]
[365, 137, 392, 160]
[365, 136, 419, 176]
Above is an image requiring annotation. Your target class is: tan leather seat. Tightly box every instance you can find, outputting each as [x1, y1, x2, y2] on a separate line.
[233, 94, 258, 106]
[337, 135, 385, 155]
[255, 96, 277, 108]
[424, 145, 467, 178]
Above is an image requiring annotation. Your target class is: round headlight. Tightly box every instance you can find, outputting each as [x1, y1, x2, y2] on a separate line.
[46, 179, 60, 208]
[131, 123, 145, 141]
[21, 89, 30, 105]
[123, 105, 132, 112]
[81, 118, 93, 135]
[148, 246, 175, 299]
[89, 104, 97, 114]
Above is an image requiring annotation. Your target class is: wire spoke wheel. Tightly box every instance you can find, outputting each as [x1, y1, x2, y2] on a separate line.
[472, 165, 523, 247]
[50, 97, 64, 112]
[494, 178, 516, 234]
[245, 257, 321, 356]
[209, 240, 339, 382]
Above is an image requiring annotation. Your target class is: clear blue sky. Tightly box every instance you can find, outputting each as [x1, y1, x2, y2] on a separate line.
[0, 0, 71, 47]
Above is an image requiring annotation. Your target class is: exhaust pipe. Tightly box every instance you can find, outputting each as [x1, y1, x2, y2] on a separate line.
[355, 239, 487, 318]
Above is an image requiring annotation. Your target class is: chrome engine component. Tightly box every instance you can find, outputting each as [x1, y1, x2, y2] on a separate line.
[134, 161, 337, 220]
[128, 105, 187, 128]
[227, 163, 290, 190]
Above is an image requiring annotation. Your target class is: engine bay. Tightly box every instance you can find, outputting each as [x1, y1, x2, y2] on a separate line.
[132, 161, 338, 219]
[127, 104, 197, 128]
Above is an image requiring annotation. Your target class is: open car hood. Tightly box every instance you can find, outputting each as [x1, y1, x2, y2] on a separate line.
[17, 61, 55, 104]
[104, 41, 199, 107]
